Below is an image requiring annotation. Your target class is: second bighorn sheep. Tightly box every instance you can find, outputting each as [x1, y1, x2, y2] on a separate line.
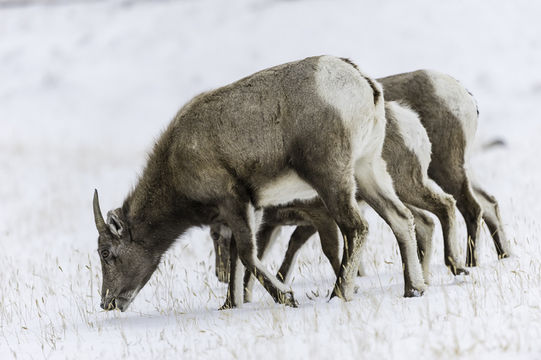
[213, 100, 465, 300]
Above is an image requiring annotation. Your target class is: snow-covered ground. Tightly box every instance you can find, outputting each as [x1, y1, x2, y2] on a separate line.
[1, 0, 540, 358]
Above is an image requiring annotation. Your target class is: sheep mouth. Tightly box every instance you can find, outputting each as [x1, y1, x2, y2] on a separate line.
[101, 288, 140, 312]
[112, 296, 131, 312]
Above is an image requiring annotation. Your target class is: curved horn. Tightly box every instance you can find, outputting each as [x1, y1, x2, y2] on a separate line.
[93, 189, 108, 234]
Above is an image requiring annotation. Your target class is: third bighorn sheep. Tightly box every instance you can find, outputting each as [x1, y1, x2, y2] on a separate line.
[379, 70, 509, 266]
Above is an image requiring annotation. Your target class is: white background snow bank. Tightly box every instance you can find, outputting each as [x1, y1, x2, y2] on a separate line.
[1, 0, 540, 358]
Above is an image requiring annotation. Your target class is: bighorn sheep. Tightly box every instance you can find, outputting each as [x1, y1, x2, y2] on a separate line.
[212, 70, 510, 298]
[379, 70, 509, 266]
[92, 56, 426, 312]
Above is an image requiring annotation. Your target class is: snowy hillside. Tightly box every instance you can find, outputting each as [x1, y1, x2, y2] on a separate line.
[1, 0, 541, 358]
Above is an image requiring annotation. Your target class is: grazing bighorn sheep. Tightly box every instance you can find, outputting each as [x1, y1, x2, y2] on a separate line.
[92, 56, 426, 312]
[212, 70, 510, 297]
[379, 70, 510, 266]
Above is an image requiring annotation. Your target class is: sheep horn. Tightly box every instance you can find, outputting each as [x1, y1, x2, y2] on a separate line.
[93, 189, 108, 234]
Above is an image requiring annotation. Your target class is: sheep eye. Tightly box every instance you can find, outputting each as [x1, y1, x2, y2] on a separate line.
[101, 249, 110, 259]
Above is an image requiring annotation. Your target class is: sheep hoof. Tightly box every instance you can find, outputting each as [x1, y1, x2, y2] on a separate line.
[453, 267, 469, 276]
[404, 287, 424, 298]
[330, 286, 354, 301]
[219, 301, 234, 310]
[219, 296, 242, 310]
[278, 291, 298, 307]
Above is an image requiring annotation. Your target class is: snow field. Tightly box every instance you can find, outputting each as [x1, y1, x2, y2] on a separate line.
[1, 0, 541, 358]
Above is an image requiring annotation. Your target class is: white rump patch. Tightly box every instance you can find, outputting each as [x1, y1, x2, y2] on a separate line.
[314, 56, 372, 123]
[257, 171, 317, 207]
[314, 56, 383, 159]
[387, 101, 432, 174]
[427, 71, 478, 159]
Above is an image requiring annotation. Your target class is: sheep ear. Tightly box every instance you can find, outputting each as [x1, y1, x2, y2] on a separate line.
[106, 209, 124, 238]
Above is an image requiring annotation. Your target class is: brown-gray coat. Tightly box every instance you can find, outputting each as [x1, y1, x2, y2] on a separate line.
[92, 56, 426, 312]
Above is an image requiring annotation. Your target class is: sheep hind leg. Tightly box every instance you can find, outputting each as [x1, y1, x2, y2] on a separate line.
[354, 158, 426, 297]
[400, 179, 468, 276]
[354, 201, 368, 277]
[472, 183, 511, 260]
[276, 226, 317, 284]
[406, 205, 435, 284]
[210, 224, 231, 283]
[276, 202, 346, 283]
[298, 175, 366, 301]
[277, 217, 363, 281]
[243, 223, 280, 303]
[220, 234, 244, 309]
[221, 201, 297, 309]
[291, 143, 368, 301]
[308, 183, 367, 301]
[431, 168, 483, 267]
[453, 179, 483, 267]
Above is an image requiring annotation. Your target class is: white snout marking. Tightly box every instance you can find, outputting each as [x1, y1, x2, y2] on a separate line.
[120, 286, 141, 311]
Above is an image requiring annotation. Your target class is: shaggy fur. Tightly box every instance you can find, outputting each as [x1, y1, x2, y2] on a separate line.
[92, 55, 425, 312]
